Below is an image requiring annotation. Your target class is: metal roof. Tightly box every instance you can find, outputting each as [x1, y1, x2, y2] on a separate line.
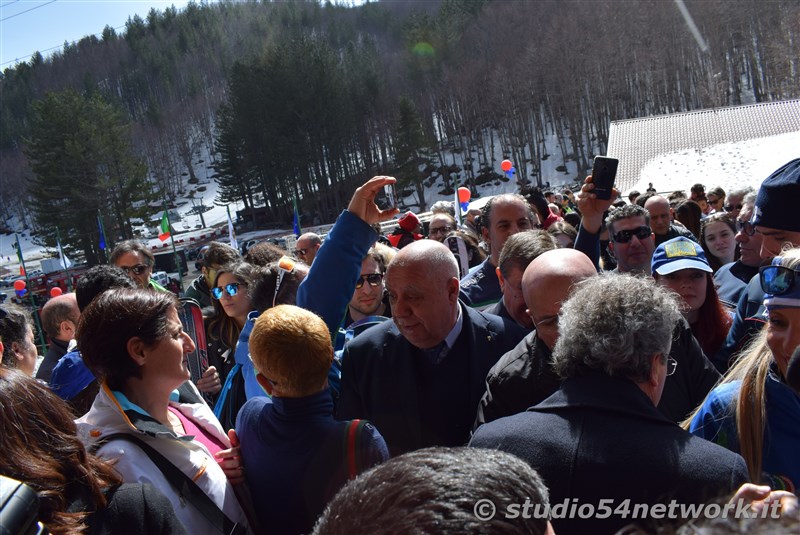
[607, 99, 800, 194]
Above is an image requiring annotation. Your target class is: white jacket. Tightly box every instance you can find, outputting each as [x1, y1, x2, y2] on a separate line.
[77, 382, 250, 534]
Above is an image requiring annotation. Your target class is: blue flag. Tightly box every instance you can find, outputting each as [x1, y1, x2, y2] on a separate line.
[292, 196, 302, 237]
[97, 214, 106, 250]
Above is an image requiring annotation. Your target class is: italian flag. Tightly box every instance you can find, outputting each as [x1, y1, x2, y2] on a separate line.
[158, 211, 171, 242]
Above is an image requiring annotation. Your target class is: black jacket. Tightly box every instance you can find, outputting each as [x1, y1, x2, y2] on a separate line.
[183, 275, 212, 309]
[474, 319, 720, 428]
[36, 337, 70, 384]
[470, 375, 749, 535]
[337, 303, 526, 456]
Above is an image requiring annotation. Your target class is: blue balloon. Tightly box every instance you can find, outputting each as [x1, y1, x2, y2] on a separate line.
[510, 166, 516, 174]
[460, 201, 470, 212]
[15, 289, 26, 298]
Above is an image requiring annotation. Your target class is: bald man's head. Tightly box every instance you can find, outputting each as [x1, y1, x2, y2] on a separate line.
[644, 195, 673, 236]
[41, 293, 80, 342]
[522, 249, 597, 349]
[386, 240, 460, 349]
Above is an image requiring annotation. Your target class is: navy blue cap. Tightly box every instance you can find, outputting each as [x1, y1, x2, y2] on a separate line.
[651, 237, 712, 275]
[752, 158, 800, 232]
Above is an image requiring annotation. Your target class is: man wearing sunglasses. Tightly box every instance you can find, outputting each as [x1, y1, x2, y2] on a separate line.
[716, 158, 800, 372]
[722, 186, 754, 221]
[109, 240, 166, 291]
[295, 233, 322, 266]
[714, 192, 763, 309]
[344, 249, 391, 327]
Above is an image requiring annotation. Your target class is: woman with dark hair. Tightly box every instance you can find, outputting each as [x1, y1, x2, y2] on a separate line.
[0, 304, 38, 376]
[0, 367, 185, 534]
[652, 237, 732, 358]
[673, 199, 703, 240]
[206, 262, 256, 392]
[701, 212, 739, 272]
[76, 288, 251, 534]
[547, 221, 578, 249]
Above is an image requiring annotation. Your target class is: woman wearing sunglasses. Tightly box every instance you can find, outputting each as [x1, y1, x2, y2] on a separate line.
[652, 237, 732, 358]
[688, 246, 800, 490]
[206, 262, 256, 401]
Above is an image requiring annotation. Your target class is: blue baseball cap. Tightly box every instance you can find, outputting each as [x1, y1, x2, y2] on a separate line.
[50, 351, 96, 401]
[651, 237, 712, 275]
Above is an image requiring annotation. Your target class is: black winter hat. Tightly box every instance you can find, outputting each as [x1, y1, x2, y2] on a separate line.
[752, 158, 800, 232]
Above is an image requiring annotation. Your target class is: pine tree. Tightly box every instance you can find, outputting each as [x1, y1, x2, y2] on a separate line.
[25, 89, 154, 265]
[392, 96, 433, 211]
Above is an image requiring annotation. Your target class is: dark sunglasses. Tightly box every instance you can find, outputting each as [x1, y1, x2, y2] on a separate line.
[212, 282, 245, 299]
[736, 219, 755, 236]
[612, 225, 652, 244]
[355, 273, 384, 289]
[119, 264, 149, 276]
[760, 265, 800, 296]
[724, 203, 743, 212]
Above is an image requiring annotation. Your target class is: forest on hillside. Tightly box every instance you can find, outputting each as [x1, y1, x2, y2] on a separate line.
[0, 0, 798, 263]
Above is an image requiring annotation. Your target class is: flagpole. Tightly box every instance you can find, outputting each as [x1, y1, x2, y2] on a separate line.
[14, 233, 46, 351]
[55, 227, 73, 292]
[97, 209, 108, 263]
[226, 205, 238, 250]
[162, 200, 184, 294]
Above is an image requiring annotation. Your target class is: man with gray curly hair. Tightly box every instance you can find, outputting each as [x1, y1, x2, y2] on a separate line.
[471, 275, 748, 535]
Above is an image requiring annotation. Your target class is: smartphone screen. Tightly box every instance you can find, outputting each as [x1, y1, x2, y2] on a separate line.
[383, 184, 396, 209]
[591, 156, 619, 201]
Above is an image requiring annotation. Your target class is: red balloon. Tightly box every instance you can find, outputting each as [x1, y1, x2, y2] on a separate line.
[501, 159, 513, 172]
[13, 279, 25, 291]
[50, 287, 63, 297]
[457, 187, 471, 204]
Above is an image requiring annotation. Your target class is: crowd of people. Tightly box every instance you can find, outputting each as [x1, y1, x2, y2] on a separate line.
[1, 159, 800, 534]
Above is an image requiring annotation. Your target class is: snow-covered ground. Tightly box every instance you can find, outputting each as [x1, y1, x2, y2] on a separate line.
[1, 124, 796, 276]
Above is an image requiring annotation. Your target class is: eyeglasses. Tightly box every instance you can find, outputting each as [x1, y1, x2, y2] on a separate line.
[612, 226, 652, 244]
[759, 265, 800, 296]
[211, 282, 245, 299]
[119, 264, 149, 276]
[355, 273, 384, 289]
[532, 315, 558, 330]
[429, 226, 454, 236]
[666, 356, 678, 376]
[273, 256, 296, 308]
[736, 219, 755, 236]
[724, 203, 743, 212]
[294, 248, 308, 257]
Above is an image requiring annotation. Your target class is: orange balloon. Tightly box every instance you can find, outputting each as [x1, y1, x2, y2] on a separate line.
[501, 160, 512, 172]
[50, 287, 63, 297]
[457, 187, 471, 204]
[13, 279, 25, 291]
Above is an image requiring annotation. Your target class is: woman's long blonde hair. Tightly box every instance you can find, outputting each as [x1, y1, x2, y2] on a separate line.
[683, 246, 800, 481]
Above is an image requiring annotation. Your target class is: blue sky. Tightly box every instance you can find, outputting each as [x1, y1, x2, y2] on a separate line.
[0, 0, 197, 68]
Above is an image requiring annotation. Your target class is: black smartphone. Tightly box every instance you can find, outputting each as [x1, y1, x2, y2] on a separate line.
[383, 183, 396, 209]
[591, 156, 619, 201]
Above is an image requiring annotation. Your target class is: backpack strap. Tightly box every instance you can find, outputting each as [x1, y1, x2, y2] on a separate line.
[96, 433, 245, 535]
[344, 419, 368, 480]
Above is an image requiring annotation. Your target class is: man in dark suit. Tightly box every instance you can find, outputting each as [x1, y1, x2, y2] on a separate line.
[470, 275, 748, 535]
[337, 240, 527, 456]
